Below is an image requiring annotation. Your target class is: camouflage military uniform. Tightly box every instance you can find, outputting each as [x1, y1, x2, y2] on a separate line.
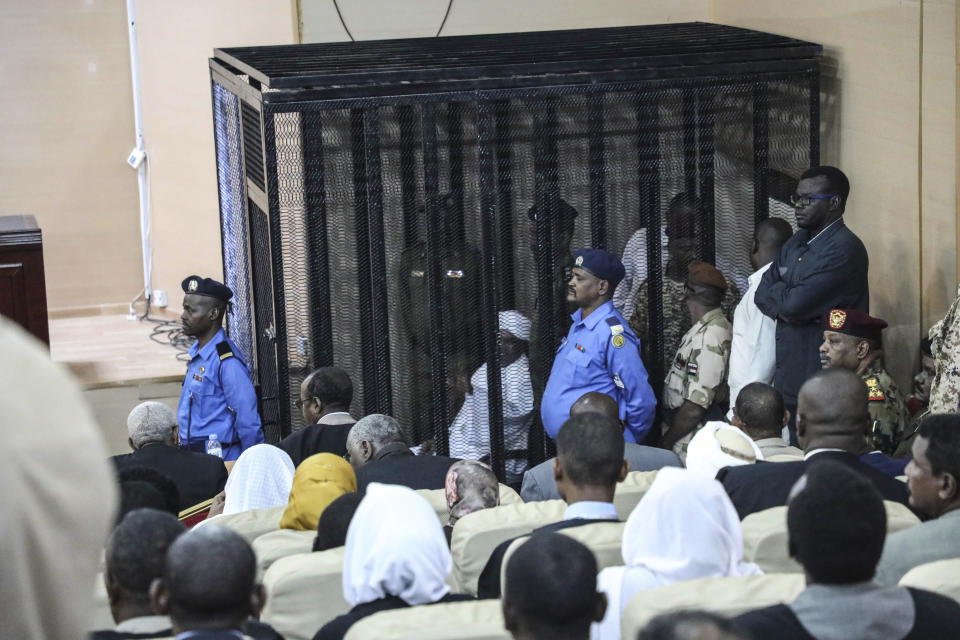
[928, 292, 960, 414]
[861, 360, 910, 456]
[628, 274, 741, 369]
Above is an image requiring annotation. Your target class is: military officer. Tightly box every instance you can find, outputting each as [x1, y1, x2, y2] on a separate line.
[661, 261, 733, 454]
[541, 249, 657, 443]
[177, 275, 263, 461]
[818, 308, 909, 455]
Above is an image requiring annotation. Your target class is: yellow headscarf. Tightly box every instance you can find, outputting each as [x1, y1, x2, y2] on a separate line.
[279, 453, 357, 530]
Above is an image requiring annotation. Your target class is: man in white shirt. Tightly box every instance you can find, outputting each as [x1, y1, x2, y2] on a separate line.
[727, 217, 793, 420]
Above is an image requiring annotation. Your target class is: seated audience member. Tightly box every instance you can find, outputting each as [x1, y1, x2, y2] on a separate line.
[907, 338, 935, 418]
[348, 414, 457, 492]
[819, 309, 910, 455]
[717, 368, 910, 519]
[521, 391, 681, 502]
[735, 461, 960, 639]
[118, 467, 181, 517]
[117, 480, 172, 523]
[731, 382, 803, 458]
[313, 483, 473, 640]
[875, 415, 960, 585]
[502, 533, 606, 640]
[594, 468, 761, 640]
[313, 492, 364, 552]
[112, 401, 227, 511]
[660, 261, 734, 454]
[207, 444, 295, 519]
[638, 610, 751, 640]
[444, 460, 500, 543]
[279, 453, 356, 531]
[726, 217, 793, 422]
[1, 317, 117, 640]
[91, 509, 186, 639]
[277, 366, 356, 465]
[150, 525, 282, 639]
[478, 412, 628, 598]
[449, 310, 534, 482]
[685, 421, 762, 479]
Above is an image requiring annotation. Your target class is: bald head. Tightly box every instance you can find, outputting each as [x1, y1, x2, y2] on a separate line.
[151, 524, 264, 633]
[569, 392, 621, 424]
[796, 368, 870, 452]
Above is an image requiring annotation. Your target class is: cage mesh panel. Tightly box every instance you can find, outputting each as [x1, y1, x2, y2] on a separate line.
[212, 82, 255, 377]
[226, 68, 816, 477]
[242, 101, 266, 191]
[248, 200, 282, 442]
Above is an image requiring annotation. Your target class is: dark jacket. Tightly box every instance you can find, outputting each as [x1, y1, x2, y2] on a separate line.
[735, 588, 960, 639]
[754, 221, 869, 404]
[476, 518, 619, 599]
[89, 619, 282, 640]
[860, 451, 909, 477]
[716, 450, 911, 520]
[111, 443, 227, 511]
[355, 445, 458, 493]
[276, 419, 353, 467]
[313, 593, 474, 640]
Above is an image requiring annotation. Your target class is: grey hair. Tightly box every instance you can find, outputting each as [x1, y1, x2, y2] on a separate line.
[347, 413, 406, 450]
[127, 401, 176, 448]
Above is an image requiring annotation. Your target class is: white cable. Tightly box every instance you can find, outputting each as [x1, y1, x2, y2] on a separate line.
[126, 0, 152, 311]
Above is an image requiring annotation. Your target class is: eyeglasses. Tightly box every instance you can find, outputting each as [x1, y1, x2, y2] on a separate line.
[295, 398, 313, 410]
[790, 193, 836, 208]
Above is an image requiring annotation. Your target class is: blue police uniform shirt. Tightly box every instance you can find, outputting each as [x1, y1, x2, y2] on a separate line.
[541, 300, 657, 442]
[177, 328, 264, 461]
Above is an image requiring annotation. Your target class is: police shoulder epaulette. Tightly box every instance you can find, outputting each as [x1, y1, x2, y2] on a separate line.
[605, 316, 625, 334]
[216, 341, 235, 361]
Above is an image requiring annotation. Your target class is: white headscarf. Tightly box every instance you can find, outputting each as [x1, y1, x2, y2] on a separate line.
[592, 467, 761, 640]
[223, 444, 296, 514]
[342, 483, 452, 607]
[498, 310, 531, 341]
[685, 421, 764, 479]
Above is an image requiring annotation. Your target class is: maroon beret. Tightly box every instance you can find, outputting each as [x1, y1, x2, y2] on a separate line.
[822, 309, 887, 342]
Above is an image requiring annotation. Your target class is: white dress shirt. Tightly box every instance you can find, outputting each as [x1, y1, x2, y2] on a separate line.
[727, 262, 777, 418]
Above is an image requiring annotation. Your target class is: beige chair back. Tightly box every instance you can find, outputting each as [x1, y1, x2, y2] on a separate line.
[344, 599, 509, 640]
[621, 573, 806, 639]
[199, 505, 286, 544]
[899, 558, 960, 604]
[260, 548, 348, 640]
[766, 454, 804, 462]
[416, 483, 522, 524]
[612, 471, 659, 518]
[252, 528, 316, 576]
[499, 521, 627, 594]
[742, 501, 921, 574]
[450, 499, 566, 595]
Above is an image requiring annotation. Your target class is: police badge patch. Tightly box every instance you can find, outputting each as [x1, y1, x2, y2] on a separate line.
[612, 335, 625, 348]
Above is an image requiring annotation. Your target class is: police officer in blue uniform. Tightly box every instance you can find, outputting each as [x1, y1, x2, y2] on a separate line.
[541, 249, 657, 443]
[177, 275, 264, 461]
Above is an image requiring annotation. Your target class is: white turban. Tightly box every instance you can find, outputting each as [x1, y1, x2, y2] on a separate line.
[499, 310, 531, 341]
[685, 421, 764, 479]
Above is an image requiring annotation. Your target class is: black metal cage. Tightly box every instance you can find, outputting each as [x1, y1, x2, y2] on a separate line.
[209, 22, 821, 481]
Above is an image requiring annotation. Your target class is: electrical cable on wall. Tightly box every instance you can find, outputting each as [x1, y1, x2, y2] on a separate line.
[332, 0, 355, 41]
[435, 0, 454, 37]
[331, 0, 454, 41]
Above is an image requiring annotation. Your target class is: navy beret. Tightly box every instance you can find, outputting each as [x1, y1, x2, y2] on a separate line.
[181, 275, 233, 302]
[572, 248, 625, 289]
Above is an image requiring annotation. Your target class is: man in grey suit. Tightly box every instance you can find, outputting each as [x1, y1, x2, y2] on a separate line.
[520, 391, 681, 502]
[875, 414, 960, 585]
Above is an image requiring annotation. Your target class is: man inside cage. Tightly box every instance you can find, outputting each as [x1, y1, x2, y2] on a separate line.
[448, 310, 535, 483]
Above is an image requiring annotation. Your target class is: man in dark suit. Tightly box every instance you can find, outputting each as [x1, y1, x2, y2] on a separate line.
[112, 402, 227, 512]
[348, 414, 458, 492]
[755, 166, 869, 443]
[716, 368, 910, 520]
[735, 461, 960, 639]
[277, 366, 356, 466]
[521, 391, 681, 502]
[478, 412, 628, 598]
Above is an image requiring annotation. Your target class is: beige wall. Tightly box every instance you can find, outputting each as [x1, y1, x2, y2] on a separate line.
[134, 0, 296, 313]
[710, 0, 957, 388]
[0, 0, 142, 312]
[301, 0, 707, 41]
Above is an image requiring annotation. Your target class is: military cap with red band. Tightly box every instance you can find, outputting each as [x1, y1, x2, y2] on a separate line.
[822, 308, 887, 342]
